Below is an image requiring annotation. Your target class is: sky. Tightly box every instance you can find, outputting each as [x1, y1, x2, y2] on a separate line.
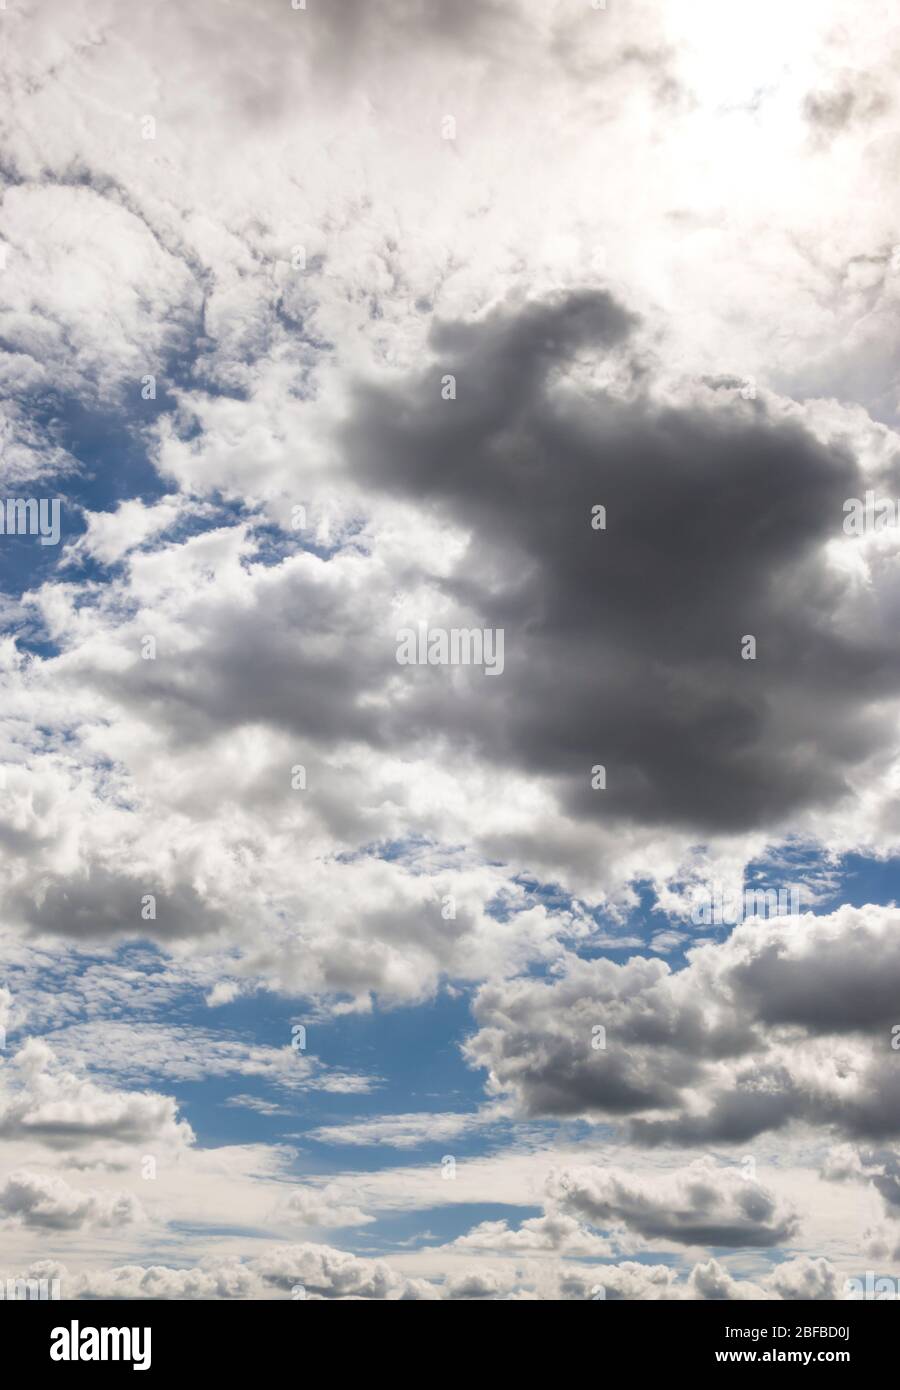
[2, 0, 900, 1301]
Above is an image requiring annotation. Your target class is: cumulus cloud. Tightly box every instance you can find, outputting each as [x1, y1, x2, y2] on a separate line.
[466, 904, 900, 1143]
[1, 1244, 851, 1302]
[0, 1038, 192, 1151]
[345, 288, 900, 842]
[0, 1170, 143, 1231]
[549, 1160, 798, 1249]
[449, 1212, 615, 1258]
[277, 1183, 373, 1230]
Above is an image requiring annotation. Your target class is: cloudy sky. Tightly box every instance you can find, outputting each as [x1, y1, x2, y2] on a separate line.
[2, 0, 900, 1302]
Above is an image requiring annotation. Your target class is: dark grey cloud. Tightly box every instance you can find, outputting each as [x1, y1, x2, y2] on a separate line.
[7, 867, 228, 942]
[726, 929, 900, 1032]
[631, 1061, 900, 1148]
[344, 288, 900, 835]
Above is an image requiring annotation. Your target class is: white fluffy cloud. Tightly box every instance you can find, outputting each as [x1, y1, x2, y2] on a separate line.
[0, 1170, 143, 1231]
[0, 1038, 191, 1151]
[276, 1183, 373, 1231]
